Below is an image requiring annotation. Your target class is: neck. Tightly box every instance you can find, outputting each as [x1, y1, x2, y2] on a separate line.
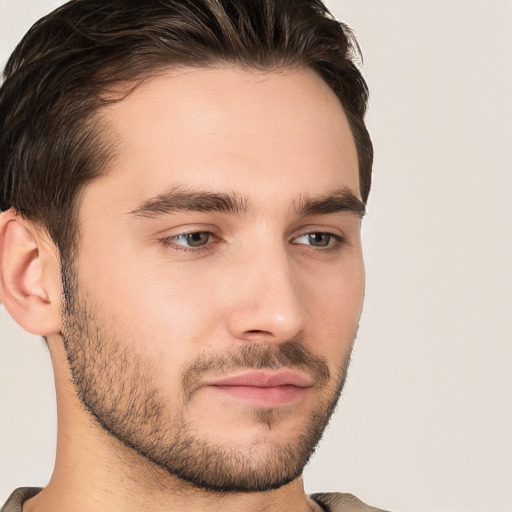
[25, 434, 320, 512]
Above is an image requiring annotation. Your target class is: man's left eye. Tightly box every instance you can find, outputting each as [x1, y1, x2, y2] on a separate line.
[292, 232, 342, 248]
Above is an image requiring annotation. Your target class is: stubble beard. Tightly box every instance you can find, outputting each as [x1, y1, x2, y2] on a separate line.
[60, 259, 354, 493]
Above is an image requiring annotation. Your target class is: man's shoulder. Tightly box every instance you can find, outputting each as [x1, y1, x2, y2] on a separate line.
[1, 488, 41, 512]
[311, 492, 392, 512]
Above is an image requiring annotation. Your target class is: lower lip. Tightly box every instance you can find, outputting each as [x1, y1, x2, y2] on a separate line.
[209, 384, 308, 407]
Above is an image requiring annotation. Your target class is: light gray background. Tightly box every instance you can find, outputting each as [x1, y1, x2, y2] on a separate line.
[1, 1, 511, 511]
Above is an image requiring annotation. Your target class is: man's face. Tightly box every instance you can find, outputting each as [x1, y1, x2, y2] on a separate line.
[62, 66, 364, 492]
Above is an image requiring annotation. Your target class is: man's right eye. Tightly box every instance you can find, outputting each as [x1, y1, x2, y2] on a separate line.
[160, 231, 217, 251]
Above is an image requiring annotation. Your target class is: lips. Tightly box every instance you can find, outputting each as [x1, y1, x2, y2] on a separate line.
[209, 370, 314, 388]
[206, 370, 314, 407]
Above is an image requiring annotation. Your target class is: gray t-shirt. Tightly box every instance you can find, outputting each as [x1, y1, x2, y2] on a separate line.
[2, 487, 391, 512]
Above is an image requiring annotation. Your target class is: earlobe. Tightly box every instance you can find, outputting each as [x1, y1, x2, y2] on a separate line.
[0, 209, 61, 336]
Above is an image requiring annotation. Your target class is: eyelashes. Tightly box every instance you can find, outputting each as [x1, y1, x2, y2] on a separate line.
[164, 231, 218, 248]
[292, 232, 344, 249]
[159, 229, 346, 255]
[159, 230, 220, 254]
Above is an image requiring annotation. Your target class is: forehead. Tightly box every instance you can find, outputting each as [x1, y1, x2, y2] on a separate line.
[86, 66, 360, 212]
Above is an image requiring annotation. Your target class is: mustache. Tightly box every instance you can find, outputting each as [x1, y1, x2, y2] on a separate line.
[182, 341, 330, 402]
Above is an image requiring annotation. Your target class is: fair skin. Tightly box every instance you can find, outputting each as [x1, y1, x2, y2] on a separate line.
[0, 66, 364, 512]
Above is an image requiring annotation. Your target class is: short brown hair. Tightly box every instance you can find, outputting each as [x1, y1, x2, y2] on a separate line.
[0, 0, 373, 259]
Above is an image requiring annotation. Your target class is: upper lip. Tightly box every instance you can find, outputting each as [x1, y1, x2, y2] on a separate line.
[207, 370, 314, 388]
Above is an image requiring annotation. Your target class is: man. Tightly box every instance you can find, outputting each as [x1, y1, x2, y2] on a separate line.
[0, 0, 385, 510]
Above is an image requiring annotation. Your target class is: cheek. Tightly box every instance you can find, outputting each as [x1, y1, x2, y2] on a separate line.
[75, 245, 224, 383]
[302, 259, 364, 359]
[122, 266, 222, 350]
[305, 251, 364, 312]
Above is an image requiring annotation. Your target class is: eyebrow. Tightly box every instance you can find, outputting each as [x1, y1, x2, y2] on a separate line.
[128, 186, 248, 218]
[128, 186, 365, 219]
[294, 188, 366, 218]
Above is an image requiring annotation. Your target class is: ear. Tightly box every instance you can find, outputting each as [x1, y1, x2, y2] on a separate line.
[0, 209, 61, 336]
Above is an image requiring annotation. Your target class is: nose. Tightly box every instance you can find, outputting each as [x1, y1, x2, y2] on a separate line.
[226, 244, 307, 344]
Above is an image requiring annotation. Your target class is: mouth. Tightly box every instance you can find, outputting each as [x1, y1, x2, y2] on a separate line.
[205, 370, 314, 407]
